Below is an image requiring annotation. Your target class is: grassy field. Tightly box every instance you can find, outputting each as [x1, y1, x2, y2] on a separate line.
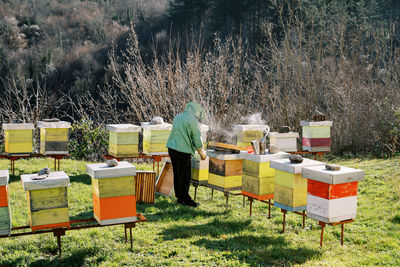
[0, 156, 399, 266]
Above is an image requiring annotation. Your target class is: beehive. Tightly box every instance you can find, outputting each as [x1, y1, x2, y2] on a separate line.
[240, 151, 289, 200]
[302, 165, 364, 223]
[3, 123, 34, 155]
[269, 132, 299, 152]
[37, 121, 71, 155]
[199, 123, 209, 147]
[233, 125, 266, 148]
[141, 122, 172, 155]
[107, 124, 141, 157]
[21, 171, 70, 232]
[270, 158, 324, 212]
[300, 121, 333, 152]
[0, 170, 11, 236]
[191, 153, 209, 183]
[87, 161, 136, 225]
[207, 150, 242, 191]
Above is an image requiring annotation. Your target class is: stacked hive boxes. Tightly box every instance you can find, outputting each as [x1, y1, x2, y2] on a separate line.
[3, 123, 34, 155]
[107, 124, 141, 157]
[38, 121, 71, 155]
[191, 154, 209, 184]
[302, 165, 365, 223]
[240, 151, 289, 200]
[21, 172, 70, 232]
[141, 123, 172, 155]
[270, 158, 324, 212]
[300, 121, 333, 152]
[234, 125, 266, 148]
[0, 170, 11, 236]
[207, 150, 242, 191]
[269, 132, 299, 152]
[87, 161, 137, 225]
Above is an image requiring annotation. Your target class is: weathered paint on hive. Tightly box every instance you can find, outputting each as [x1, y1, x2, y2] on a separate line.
[109, 143, 139, 157]
[21, 172, 70, 191]
[109, 131, 139, 145]
[209, 158, 242, 177]
[302, 126, 331, 138]
[29, 207, 69, 226]
[208, 173, 242, 189]
[302, 165, 365, 184]
[27, 187, 68, 211]
[269, 132, 299, 152]
[274, 184, 307, 207]
[302, 138, 331, 147]
[143, 129, 171, 143]
[92, 193, 136, 223]
[5, 129, 33, 154]
[274, 170, 307, 189]
[0, 186, 9, 207]
[92, 176, 135, 198]
[191, 168, 208, 181]
[307, 194, 357, 223]
[307, 180, 358, 200]
[0, 206, 11, 235]
[242, 160, 274, 178]
[143, 141, 168, 154]
[242, 174, 274, 196]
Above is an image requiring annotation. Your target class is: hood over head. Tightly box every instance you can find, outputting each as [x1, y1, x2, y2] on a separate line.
[184, 102, 206, 121]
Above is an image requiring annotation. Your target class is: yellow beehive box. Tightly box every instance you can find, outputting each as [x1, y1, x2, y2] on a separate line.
[207, 150, 242, 191]
[270, 158, 324, 212]
[3, 123, 34, 155]
[269, 132, 299, 152]
[21, 171, 70, 232]
[37, 121, 71, 155]
[240, 151, 289, 199]
[191, 153, 209, 182]
[106, 124, 141, 157]
[141, 122, 172, 155]
[0, 170, 11, 236]
[87, 161, 137, 225]
[233, 125, 267, 148]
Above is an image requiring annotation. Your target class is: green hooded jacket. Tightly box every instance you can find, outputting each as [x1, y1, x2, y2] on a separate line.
[166, 102, 206, 155]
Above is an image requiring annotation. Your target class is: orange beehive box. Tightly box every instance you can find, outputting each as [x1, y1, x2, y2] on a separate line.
[87, 161, 137, 225]
[0, 170, 11, 236]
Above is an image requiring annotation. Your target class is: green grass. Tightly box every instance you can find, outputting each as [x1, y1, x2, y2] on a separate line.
[0, 156, 399, 266]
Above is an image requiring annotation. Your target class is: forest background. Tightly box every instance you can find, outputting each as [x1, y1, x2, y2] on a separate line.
[0, 0, 399, 159]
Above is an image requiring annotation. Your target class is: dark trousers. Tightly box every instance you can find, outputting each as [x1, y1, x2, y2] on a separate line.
[168, 148, 192, 202]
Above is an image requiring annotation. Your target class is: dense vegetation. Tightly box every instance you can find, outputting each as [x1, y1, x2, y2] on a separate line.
[0, 0, 399, 157]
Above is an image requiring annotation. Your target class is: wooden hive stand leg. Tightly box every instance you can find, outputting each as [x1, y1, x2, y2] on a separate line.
[225, 192, 229, 210]
[248, 197, 253, 216]
[282, 209, 287, 233]
[242, 196, 245, 208]
[319, 221, 326, 247]
[268, 199, 271, 219]
[302, 210, 306, 228]
[341, 223, 344, 246]
[53, 228, 66, 256]
[193, 183, 198, 201]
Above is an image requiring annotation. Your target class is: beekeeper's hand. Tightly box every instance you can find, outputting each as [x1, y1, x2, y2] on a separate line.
[197, 148, 207, 160]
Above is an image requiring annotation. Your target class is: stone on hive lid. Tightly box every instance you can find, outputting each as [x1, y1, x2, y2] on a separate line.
[106, 124, 141, 133]
[37, 121, 71, 128]
[21, 171, 70, 191]
[2, 123, 34, 130]
[240, 151, 289, 163]
[0, 170, 9, 186]
[289, 154, 303, 163]
[270, 158, 324, 174]
[150, 116, 164, 125]
[302, 165, 365, 184]
[86, 161, 136, 179]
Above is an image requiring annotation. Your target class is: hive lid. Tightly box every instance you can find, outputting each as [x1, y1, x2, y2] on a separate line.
[270, 158, 324, 174]
[300, 121, 333, 127]
[233, 125, 268, 132]
[86, 161, 136, 179]
[106, 124, 141, 133]
[269, 132, 300, 138]
[240, 151, 290, 163]
[0, 170, 9, 186]
[37, 121, 71, 129]
[207, 150, 242, 160]
[302, 165, 365, 184]
[21, 171, 70, 191]
[2, 123, 34, 130]
[199, 123, 209, 132]
[141, 123, 172, 130]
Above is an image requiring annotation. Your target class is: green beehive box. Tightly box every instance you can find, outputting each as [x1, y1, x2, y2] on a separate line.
[141, 122, 172, 155]
[107, 124, 141, 157]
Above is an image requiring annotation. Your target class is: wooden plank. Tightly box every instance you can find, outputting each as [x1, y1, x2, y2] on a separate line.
[31, 222, 70, 232]
[307, 194, 357, 223]
[242, 191, 273, 201]
[109, 131, 139, 145]
[242, 160, 274, 178]
[274, 184, 307, 207]
[208, 173, 242, 188]
[191, 168, 208, 181]
[308, 180, 358, 199]
[135, 171, 156, 203]
[92, 176, 135, 198]
[30, 207, 69, 226]
[274, 170, 307, 189]
[93, 193, 136, 220]
[28, 187, 68, 211]
[155, 161, 174, 196]
[0, 186, 8, 208]
[207, 141, 245, 152]
[242, 174, 274, 195]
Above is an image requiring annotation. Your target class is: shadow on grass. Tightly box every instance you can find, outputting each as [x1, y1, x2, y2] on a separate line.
[161, 218, 253, 240]
[69, 174, 92, 185]
[194, 234, 322, 265]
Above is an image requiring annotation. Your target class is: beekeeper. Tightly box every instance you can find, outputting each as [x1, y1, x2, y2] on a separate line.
[167, 102, 207, 207]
